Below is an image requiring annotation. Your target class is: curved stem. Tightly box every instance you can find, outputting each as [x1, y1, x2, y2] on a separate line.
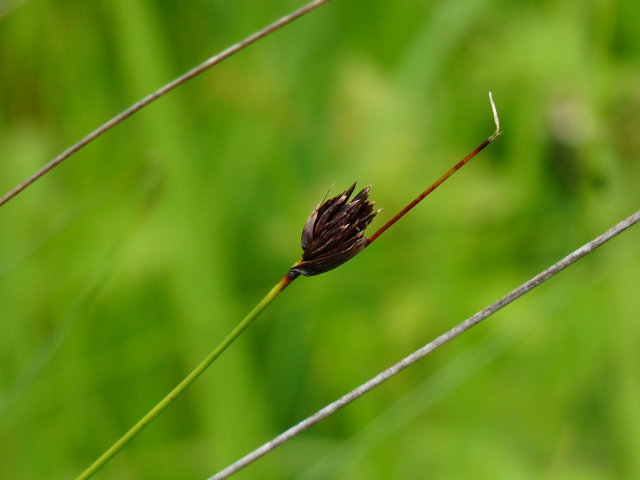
[0, 0, 334, 208]
[75, 273, 297, 480]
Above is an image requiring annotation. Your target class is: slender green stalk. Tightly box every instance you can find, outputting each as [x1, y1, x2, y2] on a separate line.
[75, 273, 297, 480]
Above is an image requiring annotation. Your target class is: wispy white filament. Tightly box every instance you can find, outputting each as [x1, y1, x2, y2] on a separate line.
[489, 91, 501, 139]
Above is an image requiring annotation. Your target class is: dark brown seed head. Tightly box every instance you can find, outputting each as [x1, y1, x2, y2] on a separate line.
[290, 182, 380, 277]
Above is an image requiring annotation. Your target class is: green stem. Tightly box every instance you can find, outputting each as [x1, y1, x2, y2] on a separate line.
[76, 273, 297, 480]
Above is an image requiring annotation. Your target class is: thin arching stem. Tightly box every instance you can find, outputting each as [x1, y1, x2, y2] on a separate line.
[367, 92, 501, 245]
[0, 0, 334, 208]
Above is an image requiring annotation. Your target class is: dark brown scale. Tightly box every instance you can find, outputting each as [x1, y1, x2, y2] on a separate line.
[290, 182, 379, 277]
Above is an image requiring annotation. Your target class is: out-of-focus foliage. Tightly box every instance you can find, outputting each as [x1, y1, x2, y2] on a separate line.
[1, 0, 639, 478]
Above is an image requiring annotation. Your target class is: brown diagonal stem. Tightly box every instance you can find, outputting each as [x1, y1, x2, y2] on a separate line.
[367, 137, 494, 245]
[367, 92, 501, 245]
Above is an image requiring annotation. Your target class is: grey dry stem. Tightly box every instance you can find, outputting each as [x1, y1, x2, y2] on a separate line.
[208, 209, 640, 480]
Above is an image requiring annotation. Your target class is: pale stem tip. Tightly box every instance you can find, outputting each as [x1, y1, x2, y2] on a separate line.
[488, 91, 501, 140]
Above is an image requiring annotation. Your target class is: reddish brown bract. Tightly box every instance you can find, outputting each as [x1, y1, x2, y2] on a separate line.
[290, 183, 379, 277]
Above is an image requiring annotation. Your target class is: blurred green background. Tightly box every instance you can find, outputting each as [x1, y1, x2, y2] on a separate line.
[1, 0, 639, 479]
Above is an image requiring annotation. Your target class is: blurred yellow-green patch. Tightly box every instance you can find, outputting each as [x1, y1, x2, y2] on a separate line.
[1, 0, 639, 479]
